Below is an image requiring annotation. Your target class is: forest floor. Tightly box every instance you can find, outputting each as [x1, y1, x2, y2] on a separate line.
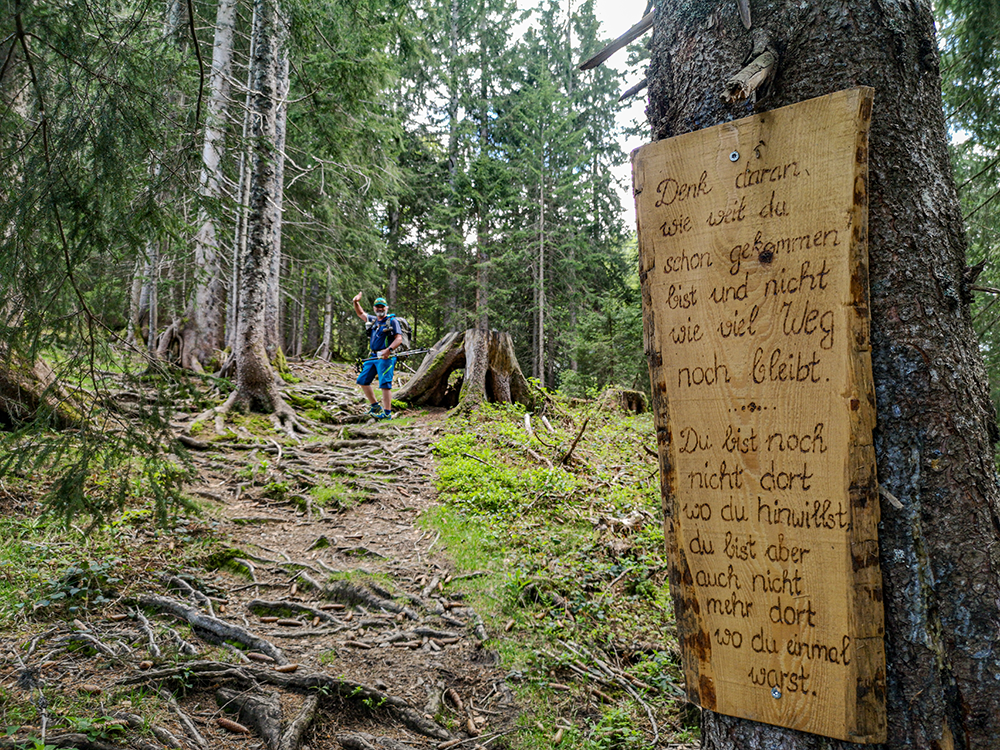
[0, 359, 699, 750]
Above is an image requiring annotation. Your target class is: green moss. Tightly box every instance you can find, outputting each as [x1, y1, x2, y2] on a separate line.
[286, 393, 320, 409]
[261, 481, 290, 500]
[422, 399, 692, 744]
[305, 408, 336, 423]
[200, 546, 245, 570]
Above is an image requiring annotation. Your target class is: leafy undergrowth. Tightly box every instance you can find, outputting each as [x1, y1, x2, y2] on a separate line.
[424, 397, 700, 749]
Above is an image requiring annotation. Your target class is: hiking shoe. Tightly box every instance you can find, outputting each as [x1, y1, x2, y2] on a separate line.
[375, 411, 393, 421]
[367, 403, 384, 416]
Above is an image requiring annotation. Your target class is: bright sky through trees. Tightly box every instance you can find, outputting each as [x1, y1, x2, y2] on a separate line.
[515, 0, 649, 221]
[591, 0, 649, 220]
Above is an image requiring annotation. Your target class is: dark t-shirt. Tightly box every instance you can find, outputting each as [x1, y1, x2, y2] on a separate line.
[367, 314, 402, 352]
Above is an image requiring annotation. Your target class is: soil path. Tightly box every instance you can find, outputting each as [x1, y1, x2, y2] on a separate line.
[1, 362, 518, 750]
[156, 362, 519, 750]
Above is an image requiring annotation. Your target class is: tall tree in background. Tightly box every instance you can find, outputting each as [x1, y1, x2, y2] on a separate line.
[215, 0, 300, 432]
[646, 1, 1000, 748]
[188, 0, 238, 371]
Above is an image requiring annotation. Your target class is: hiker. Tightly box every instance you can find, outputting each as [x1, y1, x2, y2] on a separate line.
[353, 292, 403, 420]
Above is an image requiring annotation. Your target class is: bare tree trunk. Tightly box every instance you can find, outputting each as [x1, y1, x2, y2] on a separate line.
[443, 0, 462, 332]
[230, 0, 284, 412]
[188, 0, 237, 370]
[126, 258, 144, 346]
[264, 42, 288, 359]
[537, 142, 546, 386]
[305, 276, 320, 354]
[294, 267, 305, 358]
[646, 2, 1000, 748]
[145, 241, 160, 352]
[387, 200, 400, 309]
[228, 1, 258, 353]
[318, 270, 333, 361]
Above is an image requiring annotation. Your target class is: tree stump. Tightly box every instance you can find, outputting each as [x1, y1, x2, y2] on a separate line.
[598, 388, 647, 415]
[396, 329, 532, 410]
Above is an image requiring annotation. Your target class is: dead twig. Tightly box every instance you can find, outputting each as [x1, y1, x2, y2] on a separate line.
[559, 417, 590, 465]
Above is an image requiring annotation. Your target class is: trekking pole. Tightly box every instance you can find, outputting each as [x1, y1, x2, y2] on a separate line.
[353, 348, 431, 374]
[357, 348, 431, 365]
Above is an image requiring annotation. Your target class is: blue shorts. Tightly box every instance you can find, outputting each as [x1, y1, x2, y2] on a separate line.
[357, 355, 396, 390]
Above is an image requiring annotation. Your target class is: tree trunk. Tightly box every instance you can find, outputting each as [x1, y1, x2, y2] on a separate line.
[188, 0, 237, 370]
[537, 144, 546, 386]
[230, 0, 284, 413]
[443, 0, 462, 333]
[646, 2, 1000, 748]
[144, 240, 160, 352]
[228, 1, 258, 354]
[264, 43, 288, 360]
[318, 280, 333, 361]
[294, 267, 306, 358]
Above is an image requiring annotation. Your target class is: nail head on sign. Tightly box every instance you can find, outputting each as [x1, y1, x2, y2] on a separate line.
[772, 687, 782, 699]
[729, 151, 740, 162]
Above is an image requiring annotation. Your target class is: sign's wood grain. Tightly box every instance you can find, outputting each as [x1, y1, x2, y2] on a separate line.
[632, 88, 885, 742]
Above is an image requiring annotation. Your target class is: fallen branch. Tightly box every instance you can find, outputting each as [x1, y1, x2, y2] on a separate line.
[559, 417, 590, 465]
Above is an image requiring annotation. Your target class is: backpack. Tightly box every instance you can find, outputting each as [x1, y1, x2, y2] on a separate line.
[387, 314, 412, 351]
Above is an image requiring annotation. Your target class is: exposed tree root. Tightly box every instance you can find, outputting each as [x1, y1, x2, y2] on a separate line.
[248, 598, 344, 624]
[0, 734, 128, 750]
[338, 733, 415, 750]
[280, 694, 319, 750]
[187, 388, 313, 440]
[217, 687, 283, 750]
[297, 573, 419, 619]
[159, 688, 209, 750]
[117, 661, 454, 742]
[137, 594, 287, 664]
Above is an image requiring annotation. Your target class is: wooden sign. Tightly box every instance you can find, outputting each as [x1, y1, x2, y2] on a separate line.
[632, 88, 885, 742]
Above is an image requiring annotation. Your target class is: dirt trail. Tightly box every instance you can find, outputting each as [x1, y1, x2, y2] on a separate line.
[1, 362, 518, 750]
[190, 400, 518, 749]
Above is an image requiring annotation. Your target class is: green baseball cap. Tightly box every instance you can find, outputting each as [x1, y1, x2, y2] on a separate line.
[373, 297, 388, 307]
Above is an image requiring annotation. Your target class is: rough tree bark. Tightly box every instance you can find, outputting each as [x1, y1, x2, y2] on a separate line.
[264, 42, 289, 360]
[645, 2, 1000, 748]
[203, 0, 300, 436]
